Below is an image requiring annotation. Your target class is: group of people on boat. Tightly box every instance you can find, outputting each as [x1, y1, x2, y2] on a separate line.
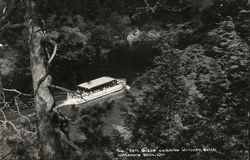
[67, 80, 120, 99]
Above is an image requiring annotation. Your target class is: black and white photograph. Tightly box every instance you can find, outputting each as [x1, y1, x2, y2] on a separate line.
[0, 0, 249, 159]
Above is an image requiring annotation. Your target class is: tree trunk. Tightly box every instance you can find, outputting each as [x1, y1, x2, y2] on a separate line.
[29, 26, 64, 159]
[0, 69, 2, 98]
[1, 0, 64, 158]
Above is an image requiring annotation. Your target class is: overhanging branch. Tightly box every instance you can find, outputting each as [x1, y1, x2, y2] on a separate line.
[47, 40, 57, 64]
[0, 22, 26, 32]
[48, 84, 73, 93]
[3, 88, 32, 96]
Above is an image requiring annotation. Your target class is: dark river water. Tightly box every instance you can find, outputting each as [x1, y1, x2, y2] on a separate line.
[5, 44, 159, 95]
[51, 45, 158, 89]
[2, 45, 159, 137]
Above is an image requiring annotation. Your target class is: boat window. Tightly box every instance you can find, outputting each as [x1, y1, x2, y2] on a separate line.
[86, 80, 118, 93]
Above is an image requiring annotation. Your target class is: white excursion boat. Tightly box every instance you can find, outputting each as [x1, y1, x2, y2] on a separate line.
[56, 76, 130, 108]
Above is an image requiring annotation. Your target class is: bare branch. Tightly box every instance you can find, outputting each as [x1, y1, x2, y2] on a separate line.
[143, 0, 155, 13]
[48, 84, 73, 93]
[47, 40, 57, 64]
[0, 108, 21, 136]
[6, 120, 20, 135]
[0, 21, 26, 33]
[144, 0, 150, 7]
[0, 0, 15, 23]
[0, 0, 26, 37]
[45, 46, 50, 59]
[0, 91, 6, 101]
[3, 88, 32, 96]
[14, 98, 30, 122]
[0, 109, 7, 121]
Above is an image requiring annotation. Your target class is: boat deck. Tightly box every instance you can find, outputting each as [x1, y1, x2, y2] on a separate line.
[55, 88, 126, 116]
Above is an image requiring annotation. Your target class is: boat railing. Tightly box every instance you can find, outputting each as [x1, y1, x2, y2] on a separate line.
[67, 78, 126, 99]
[117, 78, 126, 86]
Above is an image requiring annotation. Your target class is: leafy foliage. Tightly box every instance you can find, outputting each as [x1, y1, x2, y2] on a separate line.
[123, 16, 249, 160]
[65, 103, 114, 160]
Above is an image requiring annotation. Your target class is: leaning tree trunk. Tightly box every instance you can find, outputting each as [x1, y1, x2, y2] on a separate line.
[0, 69, 2, 98]
[29, 26, 64, 159]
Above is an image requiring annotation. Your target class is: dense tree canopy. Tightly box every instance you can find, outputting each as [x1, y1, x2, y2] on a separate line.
[122, 4, 249, 160]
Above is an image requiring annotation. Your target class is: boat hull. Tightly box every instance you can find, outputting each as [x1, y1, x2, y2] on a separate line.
[56, 84, 127, 108]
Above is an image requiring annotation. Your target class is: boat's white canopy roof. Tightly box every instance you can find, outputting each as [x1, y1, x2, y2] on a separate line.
[77, 77, 115, 90]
